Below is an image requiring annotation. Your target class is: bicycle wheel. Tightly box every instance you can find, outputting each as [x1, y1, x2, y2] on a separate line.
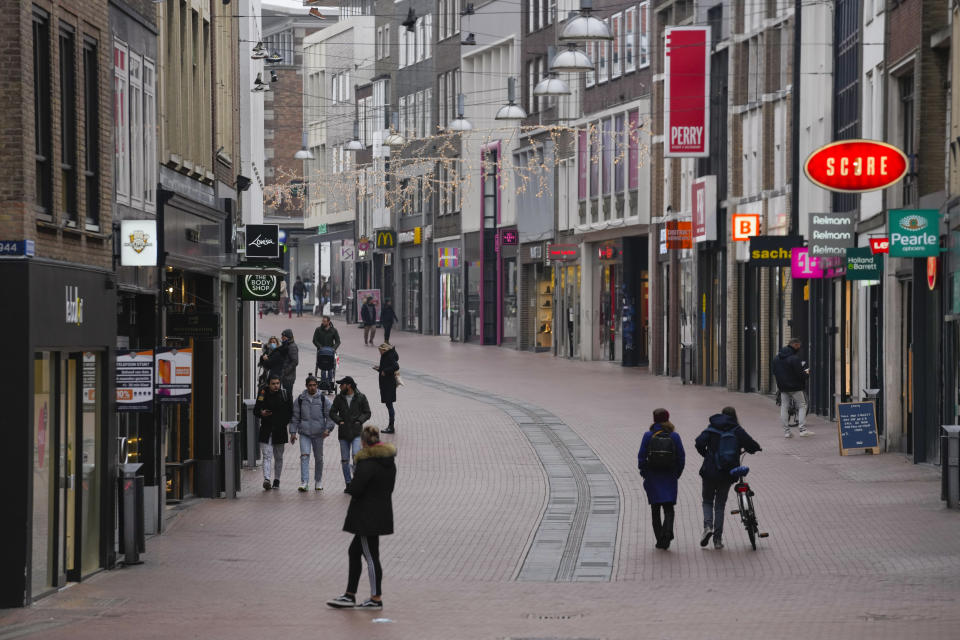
[747, 516, 757, 550]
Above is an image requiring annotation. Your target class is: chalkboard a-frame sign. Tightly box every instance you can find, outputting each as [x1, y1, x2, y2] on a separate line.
[836, 401, 881, 456]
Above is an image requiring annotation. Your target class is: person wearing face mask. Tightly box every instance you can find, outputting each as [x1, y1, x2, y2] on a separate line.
[329, 376, 372, 490]
[258, 336, 280, 388]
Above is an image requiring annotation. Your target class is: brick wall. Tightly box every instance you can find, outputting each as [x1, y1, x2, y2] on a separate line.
[888, 0, 922, 65]
[0, 0, 112, 270]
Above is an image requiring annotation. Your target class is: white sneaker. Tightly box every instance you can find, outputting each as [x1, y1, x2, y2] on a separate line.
[315, 482, 323, 491]
[298, 483, 309, 492]
[784, 431, 793, 438]
[799, 429, 815, 437]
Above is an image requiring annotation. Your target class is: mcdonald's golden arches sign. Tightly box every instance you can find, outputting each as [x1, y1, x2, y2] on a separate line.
[375, 230, 396, 249]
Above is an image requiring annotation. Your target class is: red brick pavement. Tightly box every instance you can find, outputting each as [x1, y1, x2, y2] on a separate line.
[1, 315, 959, 638]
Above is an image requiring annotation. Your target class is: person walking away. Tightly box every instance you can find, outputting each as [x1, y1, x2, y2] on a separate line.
[637, 408, 685, 549]
[326, 426, 397, 610]
[312, 315, 341, 390]
[374, 343, 399, 434]
[254, 375, 292, 489]
[279, 328, 299, 399]
[290, 375, 335, 491]
[280, 279, 289, 316]
[772, 338, 813, 437]
[380, 300, 398, 343]
[329, 376, 372, 490]
[361, 296, 378, 345]
[695, 407, 761, 550]
[293, 276, 306, 317]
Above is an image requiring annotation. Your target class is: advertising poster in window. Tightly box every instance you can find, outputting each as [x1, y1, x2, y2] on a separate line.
[116, 349, 154, 412]
[664, 26, 710, 157]
[155, 347, 192, 404]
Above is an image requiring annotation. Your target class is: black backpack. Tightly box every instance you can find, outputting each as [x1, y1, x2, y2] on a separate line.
[646, 430, 676, 471]
[705, 426, 740, 473]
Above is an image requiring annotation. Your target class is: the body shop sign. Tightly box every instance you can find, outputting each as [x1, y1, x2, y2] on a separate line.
[888, 209, 939, 257]
[804, 140, 908, 192]
[240, 274, 280, 301]
[664, 27, 710, 158]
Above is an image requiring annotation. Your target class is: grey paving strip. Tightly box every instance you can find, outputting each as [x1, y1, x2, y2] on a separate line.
[338, 351, 620, 582]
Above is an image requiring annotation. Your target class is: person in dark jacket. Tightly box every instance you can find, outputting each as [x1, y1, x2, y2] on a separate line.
[254, 375, 293, 490]
[380, 300, 398, 343]
[312, 316, 341, 389]
[695, 407, 761, 550]
[361, 296, 378, 345]
[637, 408, 685, 550]
[329, 376, 372, 487]
[326, 426, 397, 610]
[293, 276, 306, 317]
[278, 329, 299, 398]
[772, 338, 813, 437]
[374, 343, 399, 433]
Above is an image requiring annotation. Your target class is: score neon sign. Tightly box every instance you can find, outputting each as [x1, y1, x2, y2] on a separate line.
[804, 140, 908, 193]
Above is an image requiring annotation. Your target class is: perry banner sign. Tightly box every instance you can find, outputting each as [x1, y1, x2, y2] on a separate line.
[664, 26, 710, 158]
[155, 347, 192, 404]
[116, 349, 154, 412]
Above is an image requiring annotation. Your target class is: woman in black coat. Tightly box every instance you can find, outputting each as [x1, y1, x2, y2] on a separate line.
[326, 426, 397, 610]
[374, 343, 399, 433]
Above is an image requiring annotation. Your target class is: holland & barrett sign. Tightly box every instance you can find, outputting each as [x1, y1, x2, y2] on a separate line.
[809, 213, 855, 258]
[888, 209, 939, 257]
[845, 247, 882, 281]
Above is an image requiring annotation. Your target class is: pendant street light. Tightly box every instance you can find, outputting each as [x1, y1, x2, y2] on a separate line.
[559, 0, 613, 42]
[535, 47, 571, 96]
[345, 121, 365, 151]
[495, 77, 527, 120]
[448, 94, 473, 131]
[384, 111, 406, 147]
[294, 132, 314, 160]
[550, 43, 593, 73]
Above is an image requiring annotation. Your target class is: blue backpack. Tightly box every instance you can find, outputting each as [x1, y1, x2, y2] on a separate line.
[705, 426, 740, 473]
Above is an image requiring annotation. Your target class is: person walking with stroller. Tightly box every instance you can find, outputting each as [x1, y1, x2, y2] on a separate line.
[312, 315, 341, 391]
[695, 407, 761, 550]
[373, 343, 399, 434]
[773, 338, 813, 438]
[637, 408, 685, 550]
[254, 375, 293, 490]
[293, 276, 306, 317]
[326, 426, 397, 610]
[361, 296, 378, 346]
[329, 376, 372, 489]
[380, 300, 398, 343]
[290, 375, 335, 492]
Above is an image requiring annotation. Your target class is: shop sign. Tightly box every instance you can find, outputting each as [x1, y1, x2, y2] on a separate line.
[597, 242, 622, 261]
[530, 245, 543, 260]
[501, 230, 518, 245]
[375, 229, 396, 249]
[240, 274, 281, 301]
[116, 349, 154, 412]
[82, 353, 96, 405]
[804, 140, 908, 193]
[888, 209, 939, 257]
[340, 244, 355, 262]
[548, 244, 579, 262]
[664, 26, 710, 158]
[928, 256, 937, 290]
[438, 246, 460, 268]
[809, 213, 855, 258]
[244, 224, 280, 259]
[749, 235, 803, 266]
[120, 220, 158, 266]
[791, 247, 823, 279]
[953, 272, 960, 314]
[732, 213, 761, 241]
[692, 176, 717, 242]
[65, 285, 84, 325]
[0, 239, 35, 256]
[317, 224, 328, 234]
[398, 230, 416, 244]
[869, 237, 889, 254]
[156, 347, 192, 404]
[167, 312, 221, 339]
[845, 247, 883, 281]
[357, 237, 371, 252]
[666, 221, 693, 249]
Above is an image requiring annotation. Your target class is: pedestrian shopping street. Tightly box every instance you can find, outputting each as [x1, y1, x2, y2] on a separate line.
[3, 315, 959, 639]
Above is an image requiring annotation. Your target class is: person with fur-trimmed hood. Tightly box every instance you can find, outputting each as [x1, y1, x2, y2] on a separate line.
[326, 426, 397, 611]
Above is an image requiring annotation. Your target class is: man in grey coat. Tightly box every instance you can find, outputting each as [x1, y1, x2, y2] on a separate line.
[290, 375, 335, 491]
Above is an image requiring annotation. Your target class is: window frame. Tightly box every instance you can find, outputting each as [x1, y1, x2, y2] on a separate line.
[143, 57, 156, 212]
[82, 37, 100, 228]
[611, 12, 622, 78]
[624, 6, 636, 73]
[638, 2, 650, 69]
[33, 7, 53, 217]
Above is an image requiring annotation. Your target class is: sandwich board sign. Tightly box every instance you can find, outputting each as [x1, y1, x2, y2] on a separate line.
[836, 401, 880, 456]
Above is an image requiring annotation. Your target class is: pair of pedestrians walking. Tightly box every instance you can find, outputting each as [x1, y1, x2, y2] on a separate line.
[637, 407, 761, 550]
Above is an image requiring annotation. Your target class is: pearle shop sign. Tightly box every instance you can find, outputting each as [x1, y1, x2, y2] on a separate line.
[809, 213, 855, 257]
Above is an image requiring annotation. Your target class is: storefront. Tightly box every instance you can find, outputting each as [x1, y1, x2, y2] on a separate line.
[437, 244, 461, 339]
[520, 243, 552, 352]
[552, 243, 582, 359]
[1, 259, 117, 607]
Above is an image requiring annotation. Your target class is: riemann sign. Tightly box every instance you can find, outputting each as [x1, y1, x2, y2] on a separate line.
[804, 140, 908, 192]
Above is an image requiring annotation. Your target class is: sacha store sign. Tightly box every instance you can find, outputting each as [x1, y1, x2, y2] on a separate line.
[888, 210, 939, 257]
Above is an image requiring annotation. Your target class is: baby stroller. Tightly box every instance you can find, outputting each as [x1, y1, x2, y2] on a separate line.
[314, 346, 338, 394]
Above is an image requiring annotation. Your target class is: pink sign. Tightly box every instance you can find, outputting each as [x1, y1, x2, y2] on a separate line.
[664, 27, 711, 157]
[791, 247, 823, 279]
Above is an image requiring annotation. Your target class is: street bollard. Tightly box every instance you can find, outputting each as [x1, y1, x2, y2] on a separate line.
[119, 462, 144, 565]
[222, 422, 240, 498]
[942, 426, 960, 509]
[243, 399, 258, 468]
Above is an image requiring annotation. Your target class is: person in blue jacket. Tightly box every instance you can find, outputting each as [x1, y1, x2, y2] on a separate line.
[637, 408, 685, 550]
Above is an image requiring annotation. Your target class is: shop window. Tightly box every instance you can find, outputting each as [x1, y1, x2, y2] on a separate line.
[33, 8, 53, 216]
[59, 24, 78, 225]
[83, 39, 100, 229]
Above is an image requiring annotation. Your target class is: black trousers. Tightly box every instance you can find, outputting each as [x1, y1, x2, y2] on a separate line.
[651, 503, 675, 544]
[347, 535, 383, 597]
[383, 323, 393, 343]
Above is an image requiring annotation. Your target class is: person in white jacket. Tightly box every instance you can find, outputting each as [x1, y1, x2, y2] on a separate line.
[290, 375, 335, 491]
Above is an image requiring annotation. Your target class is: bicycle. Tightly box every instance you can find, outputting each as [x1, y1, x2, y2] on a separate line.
[776, 390, 800, 427]
[728, 453, 769, 550]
